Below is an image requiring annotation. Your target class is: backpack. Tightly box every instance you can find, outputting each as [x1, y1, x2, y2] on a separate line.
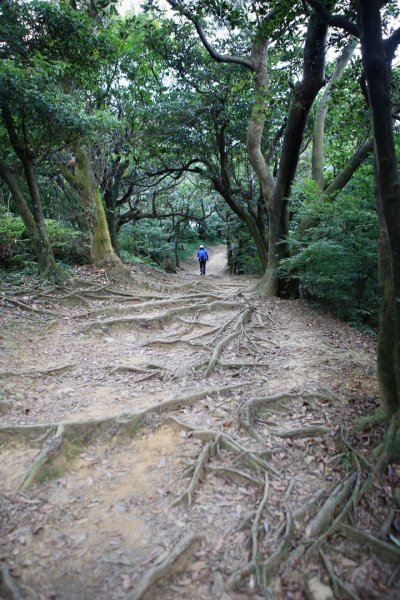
[198, 249, 207, 260]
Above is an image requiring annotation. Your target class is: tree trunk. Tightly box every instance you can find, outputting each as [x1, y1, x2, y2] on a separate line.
[324, 138, 373, 196]
[104, 188, 120, 256]
[0, 101, 61, 280]
[20, 157, 61, 278]
[358, 0, 400, 411]
[256, 11, 329, 295]
[312, 40, 357, 189]
[61, 147, 122, 269]
[0, 162, 60, 280]
[246, 37, 275, 207]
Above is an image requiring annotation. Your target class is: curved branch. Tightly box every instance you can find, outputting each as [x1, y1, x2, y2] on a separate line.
[166, 0, 255, 71]
[304, 0, 360, 37]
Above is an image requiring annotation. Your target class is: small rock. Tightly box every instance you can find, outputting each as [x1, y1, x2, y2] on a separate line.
[393, 486, 400, 508]
[307, 576, 334, 600]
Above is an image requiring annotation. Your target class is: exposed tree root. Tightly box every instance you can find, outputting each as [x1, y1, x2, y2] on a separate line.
[305, 473, 357, 539]
[250, 473, 270, 589]
[0, 562, 24, 600]
[0, 364, 74, 379]
[354, 408, 390, 431]
[172, 442, 213, 506]
[125, 533, 201, 600]
[189, 430, 279, 476]
[339, 523, 400, 564]
[208, 465, 264, 487]
[146, 338, 206, 349]
[105, 364, 168, 376]
[205, 307, 253, 377]
[319, 550, 358, 600]
[305, 456, 362, 557]
[217, 361, 270, 370]
[2, 383, 247, 487]
[75, 295, 222, 320]
[237, 392, 298, 443]
[261, 511, 295, 588]
[20, 423, 65, 491]
[271, 425, 332, 438]
[82, 300, 247, 333]
[1, 295, 56, 317]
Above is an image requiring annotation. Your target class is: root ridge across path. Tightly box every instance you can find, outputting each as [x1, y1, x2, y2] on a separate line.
[0, 247, 397, 600]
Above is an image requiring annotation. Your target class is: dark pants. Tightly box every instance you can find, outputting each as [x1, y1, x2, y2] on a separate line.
[199, 259, 206, 275]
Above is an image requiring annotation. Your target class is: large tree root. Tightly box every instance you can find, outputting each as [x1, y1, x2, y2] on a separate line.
[238, 391, 334, 443]
[237, 392, 298, 443]
[75, 294, 223, 320]
[271, 425, 332, 438]
[339, 523, 400, 564]
[305, 473, 357, 539]
[1, 383, 247, 488]
[0, 562, 24, 600]
[82, 300, 247, 333]
[126, 533, 201, 600]
[205, 307, 253, 377]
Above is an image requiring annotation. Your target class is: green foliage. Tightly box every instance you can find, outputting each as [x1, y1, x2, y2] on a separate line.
[225, 216, 263, 275]
[280, 178, 379, 329]
[119, 222, 170, 268]
[0, 207, 89, 268]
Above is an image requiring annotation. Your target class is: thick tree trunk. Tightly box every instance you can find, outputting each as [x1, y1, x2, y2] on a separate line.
[0, 161, 60, 279]
[0, 101, 61, 280]
[312, 41, 357, 189]
[20, 157, 61, 278]
[359, 0, 400, 411]
[246, 37, 275, 207]
[256, 12, 329, 295]
[62, 147, 122, 269]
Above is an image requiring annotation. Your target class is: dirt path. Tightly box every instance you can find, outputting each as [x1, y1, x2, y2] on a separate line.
[0, 253, 398, 600]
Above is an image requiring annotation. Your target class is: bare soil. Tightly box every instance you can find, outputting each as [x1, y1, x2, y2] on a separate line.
[0, 245, 399, 600]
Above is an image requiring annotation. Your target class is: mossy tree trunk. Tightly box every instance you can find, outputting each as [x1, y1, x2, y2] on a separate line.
[61, 146, 122, 269]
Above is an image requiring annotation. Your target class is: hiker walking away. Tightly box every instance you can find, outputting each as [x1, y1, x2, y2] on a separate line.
[197, 245, 208, 276]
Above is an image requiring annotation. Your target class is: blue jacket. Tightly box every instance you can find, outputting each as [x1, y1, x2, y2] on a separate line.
[197, 248, 208, 261]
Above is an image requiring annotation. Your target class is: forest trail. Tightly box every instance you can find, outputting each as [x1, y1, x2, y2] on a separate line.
[0, 253, 398, 600]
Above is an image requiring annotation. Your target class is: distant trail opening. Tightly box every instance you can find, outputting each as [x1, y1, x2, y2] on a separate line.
[181, 243, 228, 277]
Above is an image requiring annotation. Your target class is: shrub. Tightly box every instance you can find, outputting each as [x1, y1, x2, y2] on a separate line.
[0, 207, 89, 268]
[280, 179, 379, 329]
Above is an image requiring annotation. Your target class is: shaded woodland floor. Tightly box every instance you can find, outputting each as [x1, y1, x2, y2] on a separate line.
[1, 245, 399, 600]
